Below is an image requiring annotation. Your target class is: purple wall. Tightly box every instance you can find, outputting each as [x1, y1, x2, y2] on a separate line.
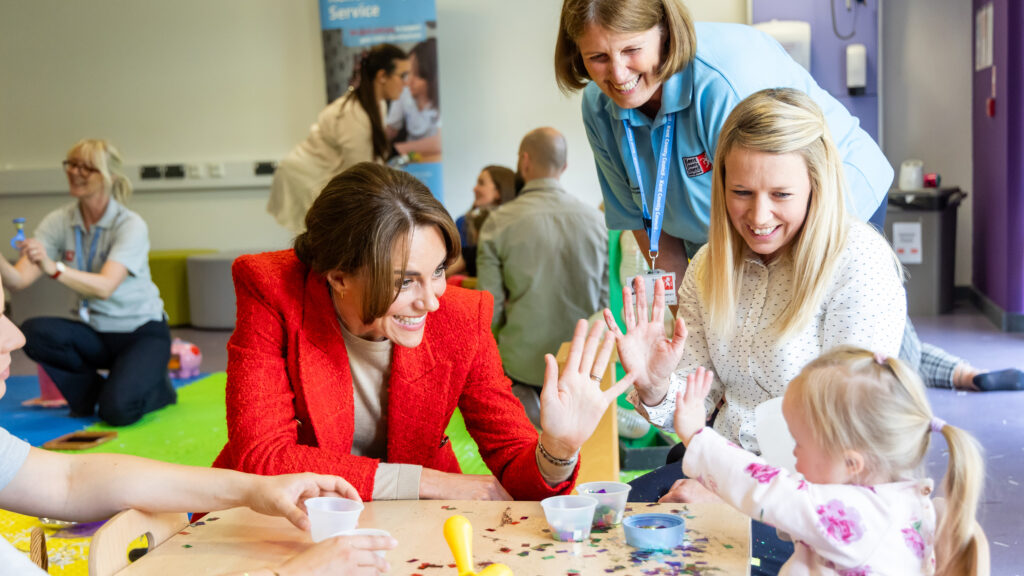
[972, 0, 1024, 315]
[752, 0, 880, 141]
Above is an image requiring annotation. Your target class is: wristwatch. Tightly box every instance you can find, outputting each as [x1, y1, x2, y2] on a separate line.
[51, 261, 66, 279]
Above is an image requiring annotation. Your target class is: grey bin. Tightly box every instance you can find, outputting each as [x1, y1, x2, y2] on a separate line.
[884, 187, 967, 316]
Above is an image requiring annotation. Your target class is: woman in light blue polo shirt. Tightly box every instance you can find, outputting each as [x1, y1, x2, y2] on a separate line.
[555, 0, 892, 282]
[0, 139, 175, 426]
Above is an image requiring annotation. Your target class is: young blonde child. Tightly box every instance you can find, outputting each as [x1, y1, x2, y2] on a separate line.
[673, 347, 985, 576]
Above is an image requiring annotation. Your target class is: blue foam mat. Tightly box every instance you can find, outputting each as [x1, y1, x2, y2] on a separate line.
[1, 374, 205, 446]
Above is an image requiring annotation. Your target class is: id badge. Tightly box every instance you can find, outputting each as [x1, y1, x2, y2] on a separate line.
[630, 270, 677, 306]
[77, 301, 90, 324]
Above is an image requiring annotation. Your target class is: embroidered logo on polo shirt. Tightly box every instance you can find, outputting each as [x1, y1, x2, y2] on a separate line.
[683, 152, 712, 178]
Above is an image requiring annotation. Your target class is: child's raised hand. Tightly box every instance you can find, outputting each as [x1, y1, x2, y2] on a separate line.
[672, 366, 713, 446]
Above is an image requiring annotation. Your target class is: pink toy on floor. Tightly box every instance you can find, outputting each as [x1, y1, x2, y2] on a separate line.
[168, 338, 202, 379]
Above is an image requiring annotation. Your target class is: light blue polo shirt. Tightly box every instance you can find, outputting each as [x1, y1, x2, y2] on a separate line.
[34, 198, 166, 333]
[583, 22, 893, 245]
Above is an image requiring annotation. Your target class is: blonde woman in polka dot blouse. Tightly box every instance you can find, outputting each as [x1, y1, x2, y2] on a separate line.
[606, 88, 906, 499]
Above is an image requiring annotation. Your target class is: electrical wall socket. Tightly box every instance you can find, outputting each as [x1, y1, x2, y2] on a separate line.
[207, 163, 226, 178]
[186, 164, 203, 179]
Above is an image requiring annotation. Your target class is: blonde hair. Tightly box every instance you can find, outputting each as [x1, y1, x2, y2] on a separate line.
[790, 346, 985, 576]
[554, 0, 696, 94]
[704, 88, 874, 340]
[66, 139, 133, 204]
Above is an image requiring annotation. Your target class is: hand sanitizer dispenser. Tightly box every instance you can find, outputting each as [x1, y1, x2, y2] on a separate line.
[846, 43, 867, 95]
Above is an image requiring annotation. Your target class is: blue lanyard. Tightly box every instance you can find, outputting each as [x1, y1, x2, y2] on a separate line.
[622, 113, 675, 262]
[74, 225, 101, 273]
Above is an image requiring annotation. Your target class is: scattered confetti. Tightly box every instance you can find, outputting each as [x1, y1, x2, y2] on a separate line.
[182, 544, 192, 549]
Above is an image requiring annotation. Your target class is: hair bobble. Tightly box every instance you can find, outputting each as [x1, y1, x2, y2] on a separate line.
[873, 352, 887, 365]
[930, 417, 947, 434]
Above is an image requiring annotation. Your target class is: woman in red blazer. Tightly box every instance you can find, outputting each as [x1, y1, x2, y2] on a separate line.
[214, 163, 629, 501]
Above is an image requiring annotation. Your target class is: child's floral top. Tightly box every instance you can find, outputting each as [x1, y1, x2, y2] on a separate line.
[683, 427, 937, 575]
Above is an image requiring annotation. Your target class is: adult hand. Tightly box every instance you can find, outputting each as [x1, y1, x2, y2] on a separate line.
[419, 469, 512, 501]
[20, 238, 57, 277]
[247, 473, 361, 531]
[538, 319, 634, 460]
[673, 367, 713, 446]
[658, 479, 722, 504]
[603, 276, 687, 406]
[274, 534, 396, 576]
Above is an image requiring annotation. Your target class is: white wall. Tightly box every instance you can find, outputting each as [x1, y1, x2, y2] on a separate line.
[881, 0, 973, 285]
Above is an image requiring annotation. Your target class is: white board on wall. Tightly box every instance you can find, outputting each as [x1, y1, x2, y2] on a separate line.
[0, 0, 326, 170]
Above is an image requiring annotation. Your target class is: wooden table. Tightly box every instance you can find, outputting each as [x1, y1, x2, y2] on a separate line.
[118, 501, 750, 575]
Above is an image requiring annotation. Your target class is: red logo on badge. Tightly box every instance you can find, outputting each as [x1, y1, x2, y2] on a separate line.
[683, 152, 712, 178]
[63, 250, 75, 262]
[661, 275, 674, 292]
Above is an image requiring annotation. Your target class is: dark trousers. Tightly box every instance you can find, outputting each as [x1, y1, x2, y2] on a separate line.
[627, 449, 794, 576]
[21, 317, 176, 426]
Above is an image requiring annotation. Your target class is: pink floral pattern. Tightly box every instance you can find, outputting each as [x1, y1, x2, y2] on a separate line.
[902, 522, 926, 559]
[838, 568, 871, 576]
[816, 499, 865, 544]
[745, 462, 780, 484]
[797, 478, 808, 491]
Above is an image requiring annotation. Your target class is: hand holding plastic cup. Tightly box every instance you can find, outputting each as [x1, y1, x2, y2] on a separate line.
[304, 497, 364, 542]
[338, 528, 392, 558]
[540, 495, 598, 542]
[576, 481, 632, 528]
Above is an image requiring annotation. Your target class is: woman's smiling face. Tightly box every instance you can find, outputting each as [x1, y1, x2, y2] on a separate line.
[724, 146, 811, 263]
[332, 225, 448, 348]
[576, 23, 665, 111]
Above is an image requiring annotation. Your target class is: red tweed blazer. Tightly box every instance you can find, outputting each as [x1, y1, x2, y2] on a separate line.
[212, 250, 577, 500]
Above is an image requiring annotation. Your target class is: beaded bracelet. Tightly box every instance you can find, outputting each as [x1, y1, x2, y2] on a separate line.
[538, 439, 578, 466]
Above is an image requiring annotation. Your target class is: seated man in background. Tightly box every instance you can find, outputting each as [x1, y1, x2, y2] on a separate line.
[477, 127, 609, 428]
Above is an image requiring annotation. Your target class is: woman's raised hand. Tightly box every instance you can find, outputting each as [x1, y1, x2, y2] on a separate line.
[538, 319, 634, 460]
[603, 276, 687, 407]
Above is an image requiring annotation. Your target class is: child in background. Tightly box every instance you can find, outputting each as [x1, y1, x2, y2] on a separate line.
[672, 347, 985, 576]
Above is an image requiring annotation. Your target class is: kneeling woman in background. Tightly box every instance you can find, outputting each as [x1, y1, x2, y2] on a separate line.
[0, 139, 175, 426]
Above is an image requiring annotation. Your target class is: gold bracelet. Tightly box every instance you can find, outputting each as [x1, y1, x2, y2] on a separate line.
[538, 439, 577, 466]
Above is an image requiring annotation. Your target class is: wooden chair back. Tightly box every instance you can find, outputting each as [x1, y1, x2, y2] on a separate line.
[89, 509, 189, 576]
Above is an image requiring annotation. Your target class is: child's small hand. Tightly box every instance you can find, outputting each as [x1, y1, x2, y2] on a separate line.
[673, 366, 713, 446]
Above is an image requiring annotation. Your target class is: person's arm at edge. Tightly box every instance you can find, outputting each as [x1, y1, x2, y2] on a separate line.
[0, 448, 359, 527]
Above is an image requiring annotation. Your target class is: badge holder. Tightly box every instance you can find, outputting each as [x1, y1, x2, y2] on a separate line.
[629, 251, 677, 307]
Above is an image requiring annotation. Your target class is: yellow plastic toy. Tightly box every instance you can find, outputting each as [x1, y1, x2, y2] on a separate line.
[443, 515, 513, 576]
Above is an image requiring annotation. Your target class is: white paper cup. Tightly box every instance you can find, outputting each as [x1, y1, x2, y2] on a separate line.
[338, 527, 392, 558]
[305, 497, 364, 542]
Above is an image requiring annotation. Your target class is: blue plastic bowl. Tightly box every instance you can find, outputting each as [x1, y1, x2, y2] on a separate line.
[622, 513, 686, 550]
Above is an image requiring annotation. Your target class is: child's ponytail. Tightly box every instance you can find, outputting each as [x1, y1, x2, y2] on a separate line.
[933, 422, 985, 576]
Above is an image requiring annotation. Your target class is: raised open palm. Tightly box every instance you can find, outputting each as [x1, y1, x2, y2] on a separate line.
[603, 276, 687, 406]
[538, 319, 634, 457]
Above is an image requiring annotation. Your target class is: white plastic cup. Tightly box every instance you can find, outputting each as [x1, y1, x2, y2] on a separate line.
[305, 497, 364, 542]
[540, 495, 599, 542]
[576, 481, 632, 528]
[338, 528, 392, 558]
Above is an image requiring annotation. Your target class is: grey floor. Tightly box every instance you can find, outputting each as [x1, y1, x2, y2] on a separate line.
[8, 304, 1023, 572]
[914, 305, 1024, 575]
